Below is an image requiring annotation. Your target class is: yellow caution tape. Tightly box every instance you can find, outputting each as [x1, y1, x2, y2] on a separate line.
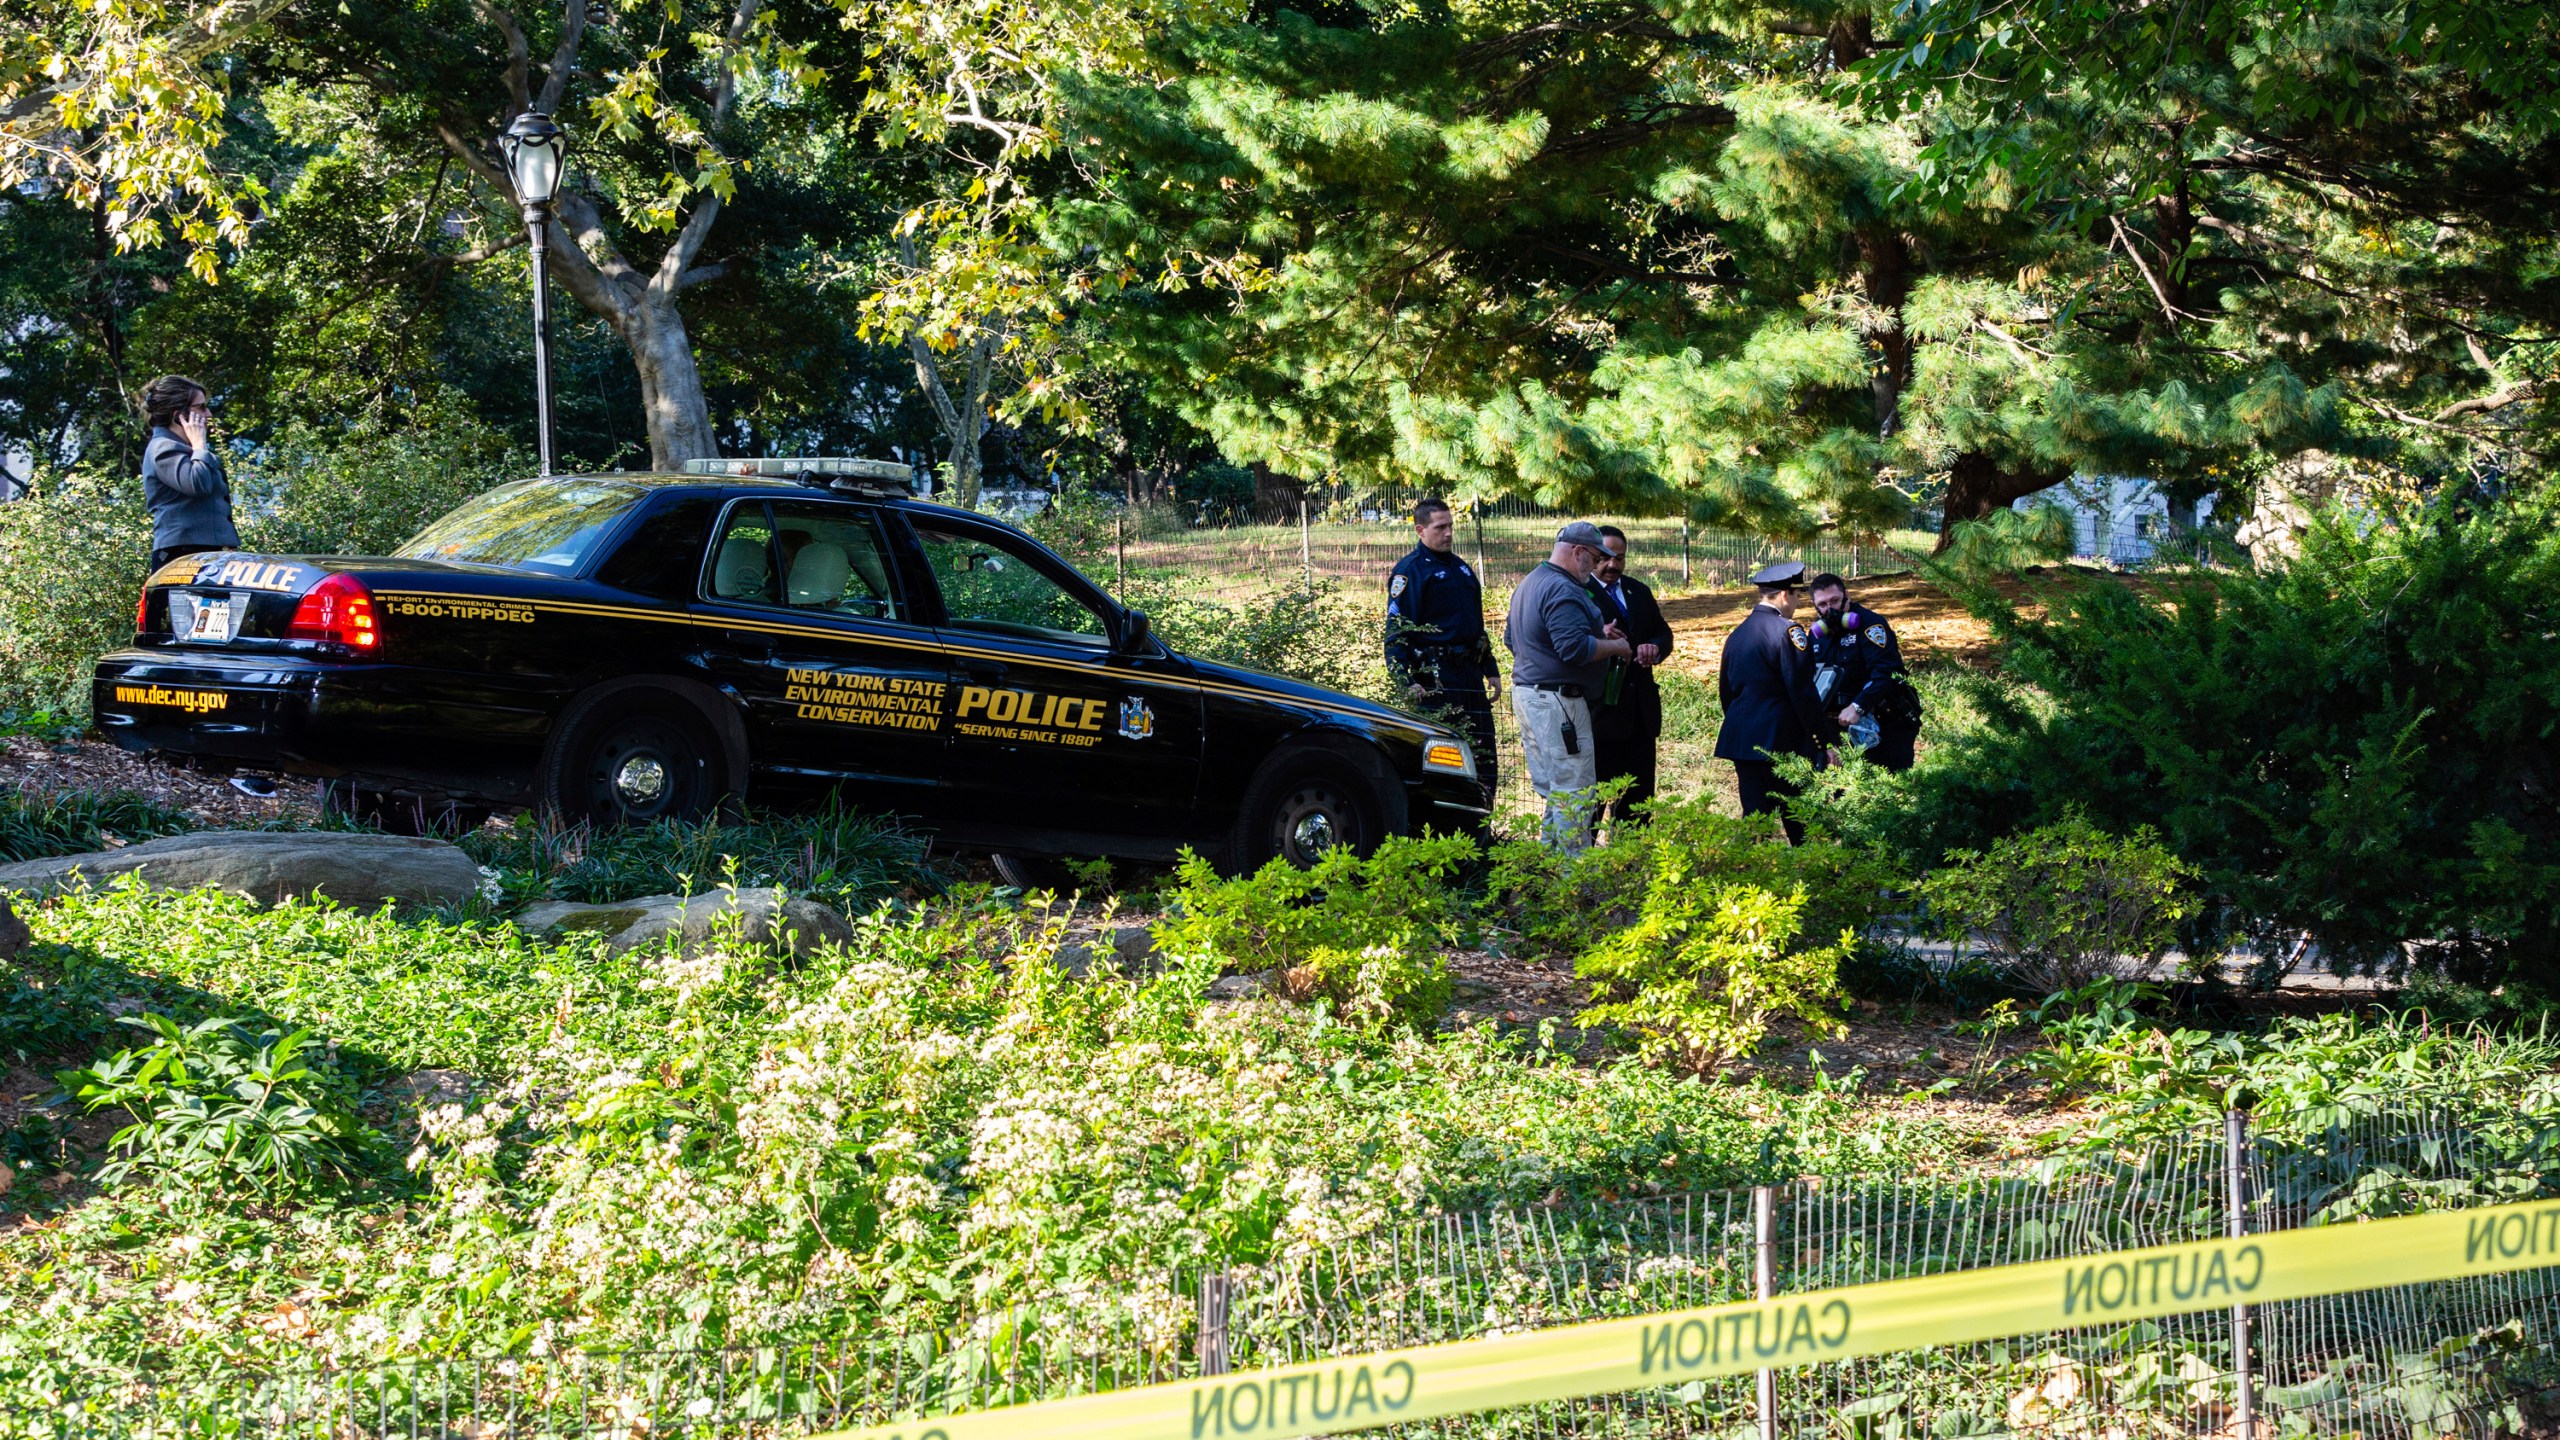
[815, 1198, 2560, 1440]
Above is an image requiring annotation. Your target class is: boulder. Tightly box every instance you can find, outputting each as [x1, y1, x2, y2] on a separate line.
[515, 887, 853, 959]
[0, 831, 482, 910]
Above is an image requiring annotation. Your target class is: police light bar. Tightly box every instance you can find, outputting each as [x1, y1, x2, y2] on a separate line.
[683, 456, 918, 484]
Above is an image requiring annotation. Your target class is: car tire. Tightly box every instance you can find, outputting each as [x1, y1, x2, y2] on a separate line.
[538, 693, 721, 828]
[1230, 749, 1392, 872]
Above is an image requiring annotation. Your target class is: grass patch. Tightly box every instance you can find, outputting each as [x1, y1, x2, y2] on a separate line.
[0, 785, 199, 864]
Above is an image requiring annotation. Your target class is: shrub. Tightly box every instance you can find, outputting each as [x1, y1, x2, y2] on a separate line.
[0, 468, 153, 712]
[1917, 817, 2199, 993]
[55, 1013, 377, 1200]
[1151, 834, 1475, 1028]
[1912, 493, 2560, 987]
[1575, 854, 1854, 1071]
[1490, 796, 1900, 965]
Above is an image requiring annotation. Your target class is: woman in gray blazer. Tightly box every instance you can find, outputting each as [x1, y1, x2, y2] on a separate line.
[141, 374, 240, 570]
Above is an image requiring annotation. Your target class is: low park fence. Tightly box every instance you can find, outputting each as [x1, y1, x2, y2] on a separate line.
[1100, 500, 1920, 602]
[53, 1095, 2560, 1437]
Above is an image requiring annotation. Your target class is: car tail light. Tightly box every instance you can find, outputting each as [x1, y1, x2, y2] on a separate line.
[136, 587, 150, 633]
[289, 573, 381, 651]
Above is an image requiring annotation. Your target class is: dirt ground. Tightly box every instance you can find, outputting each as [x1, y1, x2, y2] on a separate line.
[1652, 567, 2074, 681]
[1, 733, 318, 829]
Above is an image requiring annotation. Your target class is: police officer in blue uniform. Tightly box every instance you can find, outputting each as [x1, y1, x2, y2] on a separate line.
[1713, 560, 1837, 844]
[1806, 572, 1923, 771]
[1386, 498, 1499, 796]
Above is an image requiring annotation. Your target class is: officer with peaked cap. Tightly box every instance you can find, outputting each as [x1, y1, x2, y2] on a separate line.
[1713, 559, 1838, 844]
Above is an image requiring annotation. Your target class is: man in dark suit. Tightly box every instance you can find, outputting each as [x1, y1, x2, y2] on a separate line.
[1586, 526, 1673, 824]
[1713, 560, 1838, 844]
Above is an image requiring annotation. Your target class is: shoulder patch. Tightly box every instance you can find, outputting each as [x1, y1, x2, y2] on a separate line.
[1389, 575, 1408, 598]
[1788, 624, 1808, 651]
[1865, 624, 1890, 646]
[1459, 563, 1474, 579]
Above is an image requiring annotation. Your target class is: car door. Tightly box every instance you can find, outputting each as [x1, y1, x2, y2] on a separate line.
[691, 496, 955, 810]
[902, 515, 1204, 840]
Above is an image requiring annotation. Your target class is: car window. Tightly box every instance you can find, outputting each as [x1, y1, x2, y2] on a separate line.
[911, 524, 1108, 648]
[594, 493, 719, 599]
[708, 500, 905, 621]
[397, 477, 651, 573]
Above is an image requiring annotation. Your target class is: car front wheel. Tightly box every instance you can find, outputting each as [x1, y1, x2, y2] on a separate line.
[1231, 751, 1391, 872]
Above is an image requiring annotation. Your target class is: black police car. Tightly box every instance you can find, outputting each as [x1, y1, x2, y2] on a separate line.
[94, 459, 1489, 870]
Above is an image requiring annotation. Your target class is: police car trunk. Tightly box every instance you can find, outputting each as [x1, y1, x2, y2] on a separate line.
[95, 552, 394, 769]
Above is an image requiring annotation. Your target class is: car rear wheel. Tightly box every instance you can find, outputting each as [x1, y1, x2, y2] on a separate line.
[541, 697, 719, 827]
[1231, 751, 1389, 872]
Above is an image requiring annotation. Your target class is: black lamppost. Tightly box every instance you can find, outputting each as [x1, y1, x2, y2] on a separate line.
[499, 110, 568, 476]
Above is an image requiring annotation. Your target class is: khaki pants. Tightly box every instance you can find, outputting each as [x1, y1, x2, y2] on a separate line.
[1511, 685, 1598, 852]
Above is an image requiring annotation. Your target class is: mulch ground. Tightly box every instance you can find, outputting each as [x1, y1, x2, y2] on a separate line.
[1, 734, 318, 829]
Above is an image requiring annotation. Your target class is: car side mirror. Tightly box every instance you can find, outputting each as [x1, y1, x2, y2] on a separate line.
[1119, 607, 1153, 653]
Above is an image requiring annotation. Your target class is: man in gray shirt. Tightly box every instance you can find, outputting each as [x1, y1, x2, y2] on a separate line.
[139, 374, 240, 570]
[1504, 521, 1632, 851]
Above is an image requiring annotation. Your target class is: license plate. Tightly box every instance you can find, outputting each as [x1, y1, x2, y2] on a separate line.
[188, 596, 236, 642]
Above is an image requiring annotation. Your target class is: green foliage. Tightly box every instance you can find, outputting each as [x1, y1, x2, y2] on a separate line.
[1491, 796, 1900, 966]
[232, 404, 527, 557]
[0, 785, 197, 863]
[0, 468, 153, 713]
[4, 878, 1960, 1392]
[1130, 576, 1387, 699]
[55, 1013, 377, 1200]
[1151, 835, 1475, 1028]
[1935, 505, 2074, 575]
[2028, 1000, 2560, 1160]
[1898, 496, 2560, 988]
[1575, 856, 1854, 1071]
[1919, 818, 2200, 993]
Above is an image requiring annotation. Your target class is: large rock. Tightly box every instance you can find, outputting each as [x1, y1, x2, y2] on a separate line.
[0, 831, 482, 909]
[515, 887, 853, 959]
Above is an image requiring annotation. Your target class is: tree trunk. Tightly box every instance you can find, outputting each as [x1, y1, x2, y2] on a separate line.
[1249, 461, 1305, 523]
[1935, 452, 2072, 552]
[627, 296, 720, 469]
[905, 331, 993, 506]
[1855, 227, 1914, 435]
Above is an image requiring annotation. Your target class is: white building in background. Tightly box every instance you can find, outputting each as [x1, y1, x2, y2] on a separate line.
[2016, 474, 2216, 565]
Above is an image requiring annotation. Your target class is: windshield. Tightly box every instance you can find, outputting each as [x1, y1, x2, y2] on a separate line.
[396, 478, 650, 573]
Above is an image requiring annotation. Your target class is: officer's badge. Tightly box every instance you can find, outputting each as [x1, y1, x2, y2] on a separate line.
[1389, 575, 1408, 598]
[1117, 696, 1155, 741]
[1865, 625, 1890, 646]
[1788, 625, 1808, 650]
